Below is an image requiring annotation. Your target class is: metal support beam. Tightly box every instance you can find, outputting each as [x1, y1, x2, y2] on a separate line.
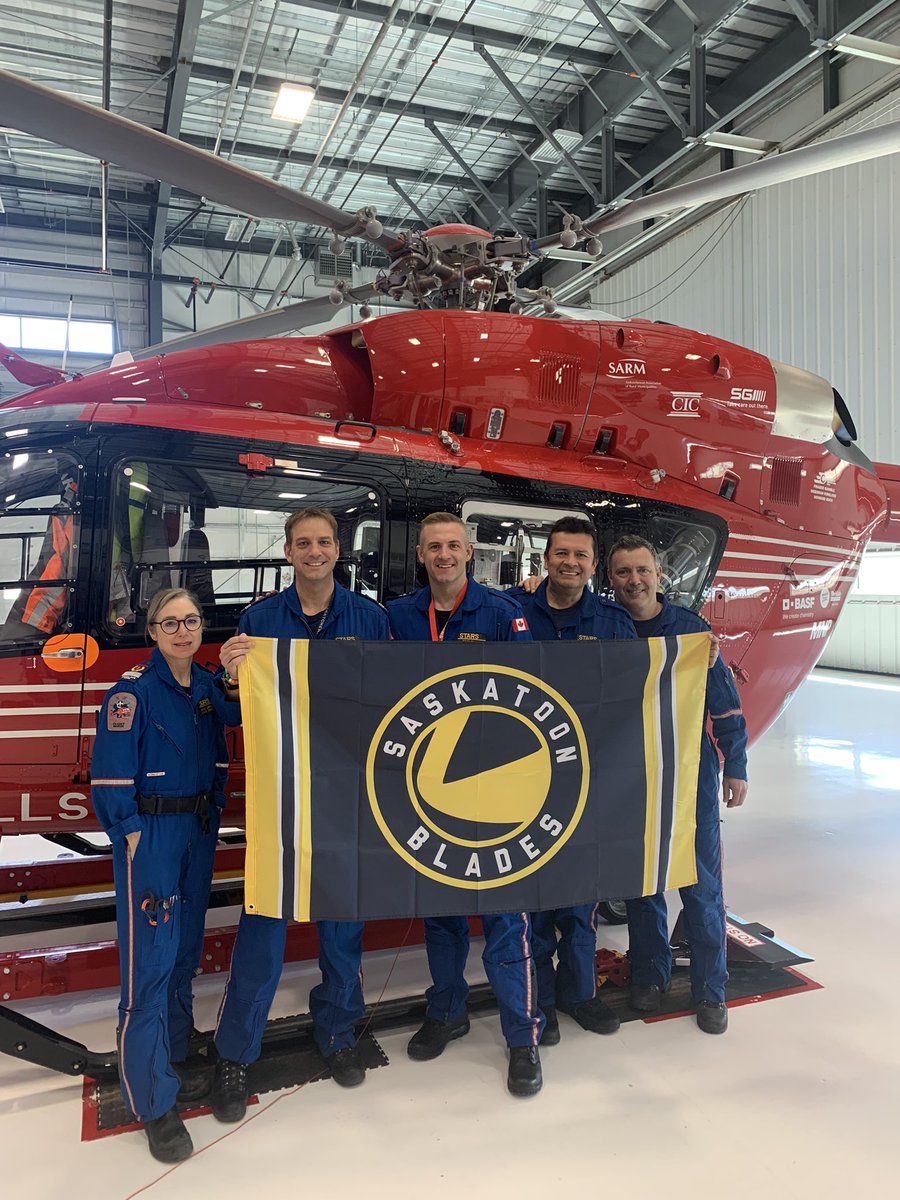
[536, 179, 548, 239]
[601, 122, 617, 204]
[689, 37, 707, 137]
[475, 44, 604, 207]
[388, 179, 432, 228]
[818, 0, 840, 110]
[783, 0, 819, 35]
[580, 0, 689, 136]
[426, 122, 521, 231]
[148, 0, 206, 345]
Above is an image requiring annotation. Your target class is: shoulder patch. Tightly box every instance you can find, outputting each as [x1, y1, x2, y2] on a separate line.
[512, 616, 529, 633]
[121, 663, 150, 681]
[107, 691, 137, 732]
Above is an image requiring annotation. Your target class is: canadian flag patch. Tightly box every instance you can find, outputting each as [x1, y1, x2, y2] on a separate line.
[513, 617, 529, 633]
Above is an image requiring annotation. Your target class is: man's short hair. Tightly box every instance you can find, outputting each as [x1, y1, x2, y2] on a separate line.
[606, 534, 661, 572]
[417, 512, 467, 544]
[545, 516, 598, 558]
[284, 507, 339, 544]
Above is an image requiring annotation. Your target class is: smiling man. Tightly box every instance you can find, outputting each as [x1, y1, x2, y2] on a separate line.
[387, 513, 546, 1098]
[607, 534, 748, 1034]
[210, 507, 389, 1120]
[508, 516, 635, 1045]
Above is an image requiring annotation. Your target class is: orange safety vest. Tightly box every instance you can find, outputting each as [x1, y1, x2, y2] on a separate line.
[22, 511, 74, 634]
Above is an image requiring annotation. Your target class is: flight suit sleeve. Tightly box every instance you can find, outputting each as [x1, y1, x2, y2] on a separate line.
[90, 683, 147, 840]
[496, 600, 533, 642]
[707, 658, 748, 780]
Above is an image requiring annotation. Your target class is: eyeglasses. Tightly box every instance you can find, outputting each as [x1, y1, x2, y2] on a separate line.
[151, 614, 203, 634]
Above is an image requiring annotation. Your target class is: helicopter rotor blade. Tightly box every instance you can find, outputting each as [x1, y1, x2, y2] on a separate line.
[536, 119, 900, 247]
[130, 285, 403, 359]
[0, 69, 400, 249]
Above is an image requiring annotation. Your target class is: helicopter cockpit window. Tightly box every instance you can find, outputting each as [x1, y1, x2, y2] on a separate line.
[0, 450, 80, 646]
[107, 460, 383, 636]
[644, 517, 719, 608]
[460, 501, 589, 590]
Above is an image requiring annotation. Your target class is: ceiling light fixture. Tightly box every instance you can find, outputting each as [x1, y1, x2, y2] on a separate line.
[690, 131, 774, 156]
[272, 83, 315, 123]
[830, 33, 900, 65]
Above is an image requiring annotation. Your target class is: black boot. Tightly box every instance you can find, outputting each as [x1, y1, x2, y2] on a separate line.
[540, 1007, 561, 1046]
[327, 1046, 366, 1088]
[407, 1014, 470, 1061]
[629, 982, 669, 1013]
[144, 1107, 193, 1163]
[696, 1001, 728, 1034]
[173, 1058, 211, 1104]
[211, 1057, 249, 1123]
[507, 1047, 542, 1098]
[558, 995, 620, 1034]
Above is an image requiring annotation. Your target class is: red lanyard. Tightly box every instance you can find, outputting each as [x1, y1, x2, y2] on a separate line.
[428, 581, 468, 642]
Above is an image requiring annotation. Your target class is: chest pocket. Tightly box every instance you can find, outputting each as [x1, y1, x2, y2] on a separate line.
[152, 720, 185, 755]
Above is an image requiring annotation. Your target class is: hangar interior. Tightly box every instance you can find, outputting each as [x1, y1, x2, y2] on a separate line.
[1, 1, 899, 1195]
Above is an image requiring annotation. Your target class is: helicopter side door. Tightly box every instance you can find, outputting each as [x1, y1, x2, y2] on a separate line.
[0, 440, 89, 774]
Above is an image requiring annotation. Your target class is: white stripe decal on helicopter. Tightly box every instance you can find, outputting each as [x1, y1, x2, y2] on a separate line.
[727, 533, 858, 554]
[721, 552, 857, 567]
[0, 728, 97, 739]
[0, 683, 116, 693]
[2, 706, 84, 716]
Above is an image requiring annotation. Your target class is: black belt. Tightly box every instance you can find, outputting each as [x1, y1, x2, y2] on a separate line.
[137, 792, 213, 817]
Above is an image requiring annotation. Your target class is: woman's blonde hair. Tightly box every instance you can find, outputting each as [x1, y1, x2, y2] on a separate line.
[146, 588, 203, 641]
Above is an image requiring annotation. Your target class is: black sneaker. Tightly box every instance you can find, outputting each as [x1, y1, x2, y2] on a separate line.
[327, 1046, 366, 1088]
[144, 1106, 193, 1163]
[540, 1007, 561, 1046]
[173, 1059, 210, 1105]
[407, 1014, 470, 1061]
[629, 982, 669, 1013]
[507, 1047, 542, 1098]
[559, 995, 620, 1035]
[696, 1001, 728, 1034]
[211, 1057, 249, 1123]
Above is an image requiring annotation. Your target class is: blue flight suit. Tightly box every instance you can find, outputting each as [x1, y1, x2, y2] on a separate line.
[626, 594, 748, 1004]
[509, 581, 637, 1011]
[387, 577, 545, 1048]
[215, 582, 389, 1063]
[91, 648, 240, 1122]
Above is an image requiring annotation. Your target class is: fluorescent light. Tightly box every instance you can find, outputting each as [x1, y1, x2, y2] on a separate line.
[278, 492, 308, 499]
[832, 34, 900, 65]
[0, 194, 5, 214]
[691, 131, 774, 156]
[224, 218, 245, 242]
[272, 83, 315, 123]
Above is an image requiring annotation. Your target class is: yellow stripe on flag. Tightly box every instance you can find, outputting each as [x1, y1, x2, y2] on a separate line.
[293, 640, 313, 922]
[640, 637, 664, 895]
[243, 638, 282, 918]
[666, 632, 709, 890]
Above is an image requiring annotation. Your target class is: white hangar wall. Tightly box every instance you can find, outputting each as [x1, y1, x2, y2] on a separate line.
[592, 84, 900, 675]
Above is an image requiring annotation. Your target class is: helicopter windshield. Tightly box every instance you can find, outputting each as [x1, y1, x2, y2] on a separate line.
[461, 498, 720, 609]
[0, 448, 80, 646]
[106, 458, 383, 636]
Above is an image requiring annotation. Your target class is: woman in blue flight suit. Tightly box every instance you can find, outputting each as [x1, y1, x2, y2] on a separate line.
[91, 587, 240, 1163]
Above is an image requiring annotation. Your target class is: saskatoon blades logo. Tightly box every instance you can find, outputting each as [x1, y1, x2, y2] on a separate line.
[366, 666, 589, 889]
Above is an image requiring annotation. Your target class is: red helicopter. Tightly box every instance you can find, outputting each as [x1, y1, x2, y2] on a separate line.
[0, 67, 898, 958]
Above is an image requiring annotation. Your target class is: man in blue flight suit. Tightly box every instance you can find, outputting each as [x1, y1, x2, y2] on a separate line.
[607, 534, 748, 1034]
[508, 516, 635, 1045]
[387, 512, 545, 1098]
[211, 507, 389, 1121]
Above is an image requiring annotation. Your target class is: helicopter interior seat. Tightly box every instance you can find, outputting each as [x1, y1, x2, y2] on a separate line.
[180, 527, 216, 606]
[138, 508, 174, 604]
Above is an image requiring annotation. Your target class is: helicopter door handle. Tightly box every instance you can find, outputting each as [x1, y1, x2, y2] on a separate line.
[42, 648, 84, 659]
